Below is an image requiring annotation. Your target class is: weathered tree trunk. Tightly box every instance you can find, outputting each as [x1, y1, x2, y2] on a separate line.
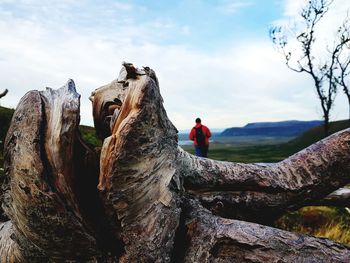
[1, 82, 106, 261]
[1, 63, 350, 262]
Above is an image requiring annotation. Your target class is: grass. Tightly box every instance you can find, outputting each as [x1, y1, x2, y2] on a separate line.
[276, 206, 350, 245]
[182, 143, 288, 163]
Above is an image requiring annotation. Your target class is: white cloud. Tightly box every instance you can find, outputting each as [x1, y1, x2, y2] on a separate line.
[283, 0, 305, 17]
[217, 0, 254, 15]
[281, 0, 350, 33]
[181, 25, 191, 35]
[284, 0, 350, 18]
[112, 1, 133, 11]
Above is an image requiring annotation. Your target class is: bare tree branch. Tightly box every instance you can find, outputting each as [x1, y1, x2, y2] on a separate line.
[270, 0, 349, 136]
[334, 12, 350, 120]
[316, 188, 350, 207]
[0, 89, 8, 99]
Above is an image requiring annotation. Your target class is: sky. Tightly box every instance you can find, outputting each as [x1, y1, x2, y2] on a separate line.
[0, 0, 349, 131]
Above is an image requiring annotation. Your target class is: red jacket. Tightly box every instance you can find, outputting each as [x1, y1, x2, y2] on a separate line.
[189, 123, 212, 146]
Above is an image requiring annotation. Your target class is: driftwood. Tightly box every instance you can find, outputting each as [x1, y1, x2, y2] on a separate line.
[0, 64, 350, 262]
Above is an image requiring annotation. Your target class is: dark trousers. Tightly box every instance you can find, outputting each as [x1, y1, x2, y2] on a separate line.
[195, 145, 209, 157]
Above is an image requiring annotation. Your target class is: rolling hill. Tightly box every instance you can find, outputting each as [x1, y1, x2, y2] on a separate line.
[221, 120, 323, 137]
[285, 120, 350, 153]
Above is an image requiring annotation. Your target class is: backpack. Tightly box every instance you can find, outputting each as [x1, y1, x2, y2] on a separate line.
[195, 126, 206, 147]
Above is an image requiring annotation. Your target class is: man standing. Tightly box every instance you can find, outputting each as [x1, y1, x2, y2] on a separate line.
[189, 118, 212, 157]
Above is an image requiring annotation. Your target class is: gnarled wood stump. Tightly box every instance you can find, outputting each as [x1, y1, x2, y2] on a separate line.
[1, 63, 350, 262]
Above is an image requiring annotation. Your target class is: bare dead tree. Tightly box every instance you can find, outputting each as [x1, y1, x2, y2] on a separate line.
[0, 89, 8, 99]
[334, 13, 350, 122]
[270, 0, 350, 136]
[0, 64, 350, 262]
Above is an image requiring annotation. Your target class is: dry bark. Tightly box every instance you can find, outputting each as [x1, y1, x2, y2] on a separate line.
[91, 68, 180, 262]
[0, 221, 23, 262]
[1, 63, 350, 262]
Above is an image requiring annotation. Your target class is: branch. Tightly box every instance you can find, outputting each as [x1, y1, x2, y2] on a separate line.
[316, 187, 350, 207]
[177, 127, 350, 223]
[0, 89, 8, 99]
[271, 0, 337, 121]
[183, 199, 350, 262]
[334, 14, 350, 99]
[269, 27, 307, 73]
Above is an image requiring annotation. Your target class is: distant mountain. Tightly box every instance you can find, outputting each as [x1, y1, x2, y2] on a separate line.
[221, 120, 323, 137]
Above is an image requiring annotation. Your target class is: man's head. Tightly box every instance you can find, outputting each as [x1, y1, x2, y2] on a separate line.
[195, 118, 201, 124]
